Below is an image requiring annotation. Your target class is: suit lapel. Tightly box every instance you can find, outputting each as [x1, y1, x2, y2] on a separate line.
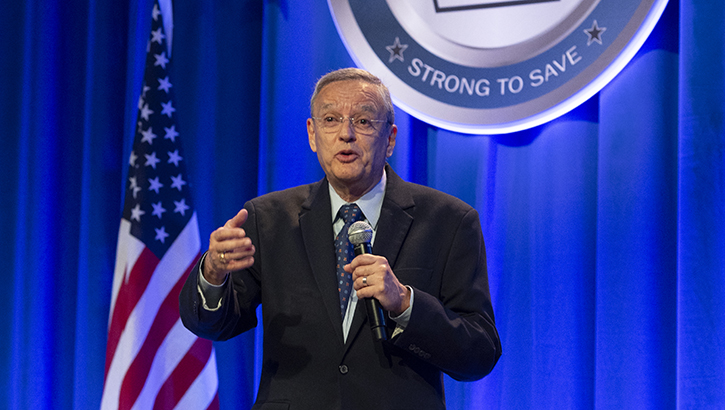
[299, 178, 346, 345]
[373, 166, 414, 269]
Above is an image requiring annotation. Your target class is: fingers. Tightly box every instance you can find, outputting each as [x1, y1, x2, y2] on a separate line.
[205, 238, 255, 284]
[213, 245, 255, 271]
[346, 255, 410, 315]
[203, 208, 255, 284]
[212, 208, 249, 245]
[224, 208, 248, 229]
[214, 240, 255, 262]
[348, 256, 385, 294]
[210, 231, 254, 264]
[211, 231, 252, 249]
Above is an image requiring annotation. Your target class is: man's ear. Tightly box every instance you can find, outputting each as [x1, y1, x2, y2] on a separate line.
[386, 124, 397, 158]
[307, 118, 317, 152]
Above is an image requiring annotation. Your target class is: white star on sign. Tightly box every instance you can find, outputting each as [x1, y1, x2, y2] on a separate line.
[584, 20, 606, 46]
[386, 37, 408, 63]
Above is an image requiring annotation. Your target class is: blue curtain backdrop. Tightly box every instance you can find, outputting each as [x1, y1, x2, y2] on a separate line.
[0, 0, 722, 409]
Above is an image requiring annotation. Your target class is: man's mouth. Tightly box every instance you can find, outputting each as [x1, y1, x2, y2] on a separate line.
[336, 150, 358, 163]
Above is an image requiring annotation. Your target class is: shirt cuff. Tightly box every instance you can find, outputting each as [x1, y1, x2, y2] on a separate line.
[197, 253, 228, 311]
[390, 286, 414, 338]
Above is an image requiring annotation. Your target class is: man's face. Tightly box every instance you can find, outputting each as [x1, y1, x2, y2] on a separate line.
[307, 80, 397, 198]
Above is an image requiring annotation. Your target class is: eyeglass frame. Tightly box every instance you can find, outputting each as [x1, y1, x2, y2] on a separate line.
[310, 116, 391, 135]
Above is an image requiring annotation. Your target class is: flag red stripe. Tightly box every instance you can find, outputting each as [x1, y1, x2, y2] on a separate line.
[206, 393, 220, 410]
[153, 337, 213, 409]
[118, 254, 198, 410]
[104, 247, 160, 379]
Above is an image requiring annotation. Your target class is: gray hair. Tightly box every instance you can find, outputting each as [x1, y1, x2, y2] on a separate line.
[309, 68, 395, 125]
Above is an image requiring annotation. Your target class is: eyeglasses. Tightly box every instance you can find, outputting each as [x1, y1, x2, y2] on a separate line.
[311, 116, 389, 136]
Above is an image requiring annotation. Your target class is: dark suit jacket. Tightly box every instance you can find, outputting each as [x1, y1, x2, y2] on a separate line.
[180, 165, 501, 410]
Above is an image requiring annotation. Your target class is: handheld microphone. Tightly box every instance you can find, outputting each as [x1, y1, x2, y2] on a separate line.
[348, 221, 387, 342]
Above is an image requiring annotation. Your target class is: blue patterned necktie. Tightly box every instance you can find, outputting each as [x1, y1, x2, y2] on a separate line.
[335, 203, 363, 318]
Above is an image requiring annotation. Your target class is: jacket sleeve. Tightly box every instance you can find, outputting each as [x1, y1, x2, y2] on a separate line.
[390, 207, 502, 381]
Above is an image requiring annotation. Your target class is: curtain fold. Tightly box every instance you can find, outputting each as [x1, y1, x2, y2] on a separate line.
[1, 0, 723, 408]
[677, 1, 725, 407]
[596, 47, 679, 409]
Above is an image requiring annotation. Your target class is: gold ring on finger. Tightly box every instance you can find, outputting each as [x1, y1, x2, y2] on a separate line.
[220, 251, 226, 263]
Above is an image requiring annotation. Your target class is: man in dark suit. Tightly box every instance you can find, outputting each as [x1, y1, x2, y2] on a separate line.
[180, 68, 501, 409]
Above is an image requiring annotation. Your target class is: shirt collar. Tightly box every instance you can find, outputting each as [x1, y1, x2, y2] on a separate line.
[329, 169, 387, 230]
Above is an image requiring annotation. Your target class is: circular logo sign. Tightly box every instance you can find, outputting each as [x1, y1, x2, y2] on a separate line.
[328, 0, 669, 134]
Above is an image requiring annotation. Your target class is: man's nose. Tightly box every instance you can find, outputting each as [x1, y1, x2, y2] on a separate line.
[339, 118, 357, 141]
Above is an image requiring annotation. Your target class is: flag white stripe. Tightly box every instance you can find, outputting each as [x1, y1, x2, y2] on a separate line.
[101, 213, 200, 410]
[131, 319, 197, 410]
[158, 0, 173, 56]
[108, 219, 146, 327]
[174, 347, 219, 410]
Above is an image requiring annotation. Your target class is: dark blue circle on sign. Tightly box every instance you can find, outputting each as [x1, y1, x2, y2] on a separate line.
[329, 0, 669, 134]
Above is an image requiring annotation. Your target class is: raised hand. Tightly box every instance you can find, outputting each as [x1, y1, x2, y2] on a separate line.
[203, 208, 255, 285]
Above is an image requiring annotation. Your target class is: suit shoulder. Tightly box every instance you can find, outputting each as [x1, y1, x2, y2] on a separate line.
[247, 182, 317, 209]
[400, 181, 475, 215]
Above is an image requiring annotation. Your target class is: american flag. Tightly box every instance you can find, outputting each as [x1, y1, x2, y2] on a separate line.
[101, 2, 219, 409]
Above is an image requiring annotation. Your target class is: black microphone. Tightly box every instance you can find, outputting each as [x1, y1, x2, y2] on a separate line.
[348, 221, 388, 342]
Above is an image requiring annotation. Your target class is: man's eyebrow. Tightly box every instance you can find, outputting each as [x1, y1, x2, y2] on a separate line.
[317, 103, 377, 114]
[356, 104, 376, 114]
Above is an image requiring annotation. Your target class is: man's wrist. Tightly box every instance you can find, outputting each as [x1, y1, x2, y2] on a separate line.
[391, 286, 413, 319]
[393, 285, 412, 316]
[390, 286, 414, 335]
[202, 251, 228, 285]
[197, 253, 228, 311]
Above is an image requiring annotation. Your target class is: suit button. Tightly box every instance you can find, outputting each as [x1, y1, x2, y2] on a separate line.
[339, 365, 349, 375]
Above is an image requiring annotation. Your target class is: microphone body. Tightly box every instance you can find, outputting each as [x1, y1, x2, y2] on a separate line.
[348, 222, 388, 342]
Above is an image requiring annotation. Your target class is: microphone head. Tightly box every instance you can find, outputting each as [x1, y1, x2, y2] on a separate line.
[348, 221, 373, 246]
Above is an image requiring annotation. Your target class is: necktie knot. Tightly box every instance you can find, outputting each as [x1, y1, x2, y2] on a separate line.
[339, 203, 362, 224]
